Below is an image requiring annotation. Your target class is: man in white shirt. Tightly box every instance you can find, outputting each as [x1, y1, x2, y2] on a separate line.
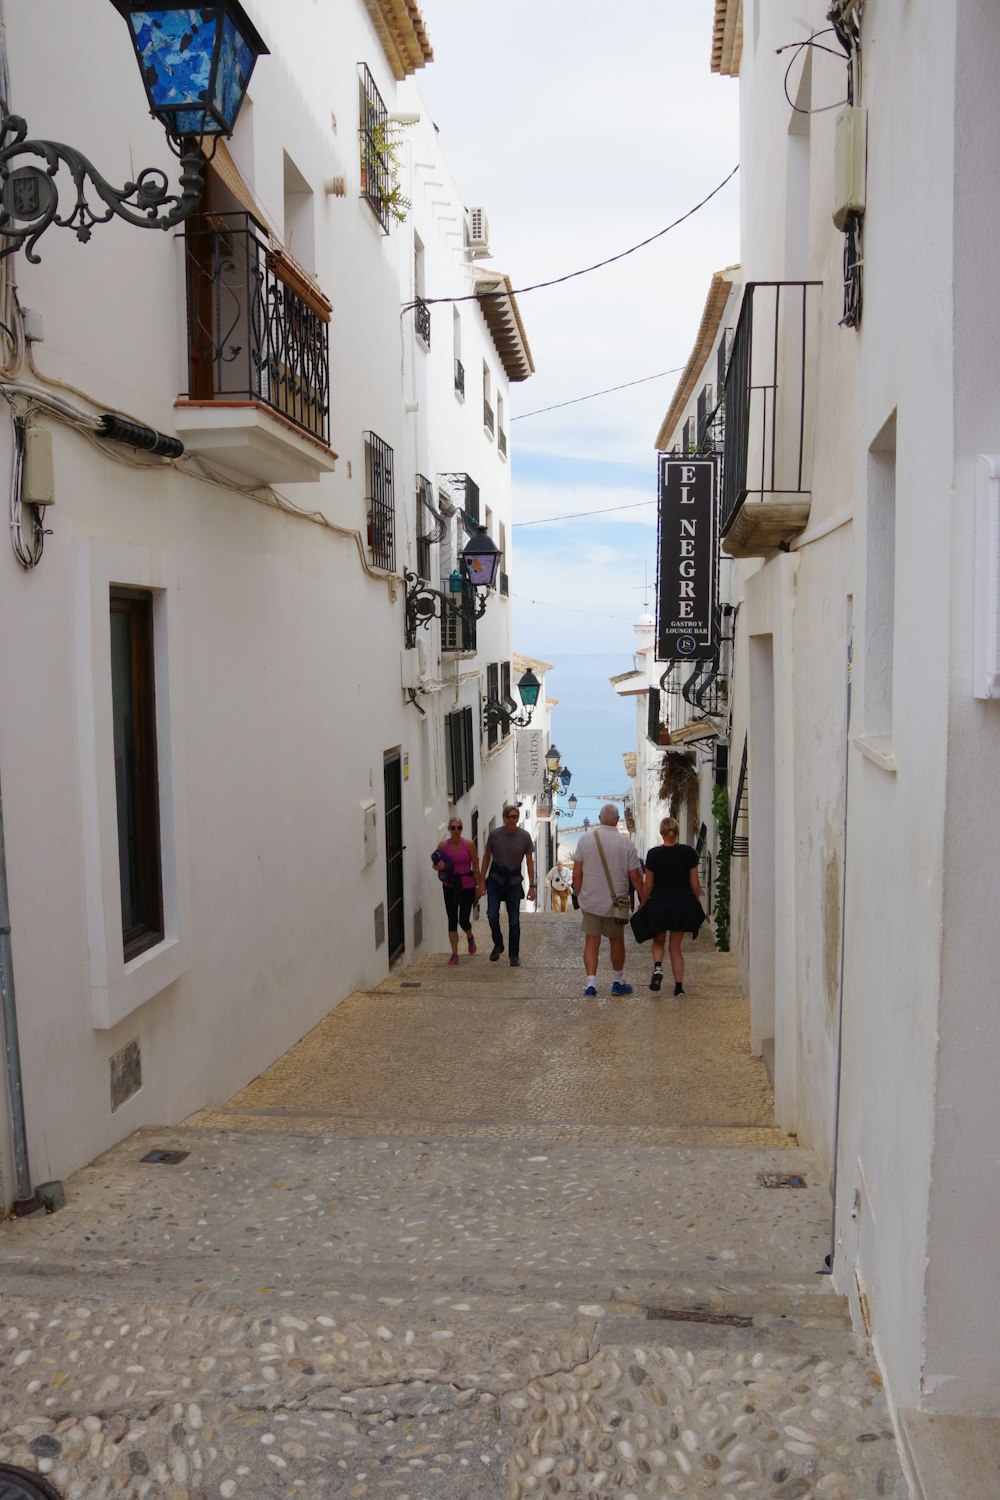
[546, 859, 570, 913]
[572, 804, 644, 997]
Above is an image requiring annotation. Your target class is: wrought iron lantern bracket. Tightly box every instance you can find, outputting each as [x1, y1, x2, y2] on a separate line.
[404, 569, 488, 650]
[0, 102, 209, 263]
[482, 696, 533, 734]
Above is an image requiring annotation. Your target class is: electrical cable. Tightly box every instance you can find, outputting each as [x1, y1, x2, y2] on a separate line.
[512, 365, 686, 422]
[777, 28, 848, 114]
[400, 164, 739, 315]
[513, 498, 655, 528]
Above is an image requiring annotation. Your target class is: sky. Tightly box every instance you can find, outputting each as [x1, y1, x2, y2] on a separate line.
[416, 0, 741, 660]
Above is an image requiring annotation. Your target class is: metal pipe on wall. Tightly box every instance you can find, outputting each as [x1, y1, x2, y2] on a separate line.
[0, 778, 35, 1208]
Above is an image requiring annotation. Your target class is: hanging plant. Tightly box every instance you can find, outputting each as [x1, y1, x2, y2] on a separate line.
[658, 750, 699, 827]
[366, 118, 412, 225]
[712, 782, 731, 952]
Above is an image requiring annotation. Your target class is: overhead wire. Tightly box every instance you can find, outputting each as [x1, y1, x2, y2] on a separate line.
[512, 365, 685, 422]
[513, 498, 655, 528]
[400, 164, 739, 315]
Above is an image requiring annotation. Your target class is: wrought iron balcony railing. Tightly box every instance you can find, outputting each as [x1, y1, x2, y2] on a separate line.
[183, 212, 331, 446]
[414, 296, 430, 346]
[484, 399, 495, 435]
[499, 570, 509, 596]
[498, 426, 507, 458]
[454, 359, 465, 396]
[720, 281, 821, 544]
[439, 472, 480, 524]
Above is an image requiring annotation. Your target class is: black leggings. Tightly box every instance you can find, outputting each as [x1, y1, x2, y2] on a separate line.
[443, 885, 475, 933]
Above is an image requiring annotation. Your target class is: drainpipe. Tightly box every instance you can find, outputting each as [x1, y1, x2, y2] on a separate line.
[0, 775, 37, 1211]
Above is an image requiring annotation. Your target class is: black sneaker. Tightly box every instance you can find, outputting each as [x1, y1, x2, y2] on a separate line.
[509, 957, 521, 967]
[674, 982, 685, 997]
[490, 943, 504, 962]
[649, 971, 663, 992]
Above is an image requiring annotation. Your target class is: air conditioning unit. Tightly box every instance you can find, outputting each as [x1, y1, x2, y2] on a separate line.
[467, 207, 490, 257]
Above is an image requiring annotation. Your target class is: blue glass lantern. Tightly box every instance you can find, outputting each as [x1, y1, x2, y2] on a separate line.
[448, 570, 463, 594]
[119, 3, 269, 139]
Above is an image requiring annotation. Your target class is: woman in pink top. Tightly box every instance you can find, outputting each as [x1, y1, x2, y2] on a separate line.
[433, 816, 482, 964]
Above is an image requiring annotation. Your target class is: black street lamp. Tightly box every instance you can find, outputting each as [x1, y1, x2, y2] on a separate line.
[482, 667, 541, 733]
[0, 2, 268, 263]
[404, 525, 502, 648]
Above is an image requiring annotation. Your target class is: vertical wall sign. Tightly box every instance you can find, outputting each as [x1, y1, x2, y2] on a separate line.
[656, 456, 718, 660]
[515, 727, 544, 793]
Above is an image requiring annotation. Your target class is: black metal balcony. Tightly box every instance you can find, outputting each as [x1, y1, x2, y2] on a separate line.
[499, 570, 509, 596]
[439, 472, 480, 524]
[647, 686, 663, 746]
[498, 426, 507, 458]
[484, 399, 495, 435]
[365, 430, 395, 571]
[719, 281, 821, 556]
[414, 296, 430, 346]
[454, 359, 465, 396]
[183, 212, 331, 446]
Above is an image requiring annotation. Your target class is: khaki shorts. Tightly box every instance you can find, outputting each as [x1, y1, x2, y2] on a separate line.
[582, 909, 628, 938]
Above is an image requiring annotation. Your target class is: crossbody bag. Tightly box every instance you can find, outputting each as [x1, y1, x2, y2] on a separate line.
[593, 831, 631, 923]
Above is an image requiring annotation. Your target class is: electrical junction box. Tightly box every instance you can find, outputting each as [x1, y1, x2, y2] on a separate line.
[833, 105, 867, 230]
[400, 649, 418, 691]
[974, 455, 1000, 698]
[24, 425, 55, 505]
[362, 799, 378, 866]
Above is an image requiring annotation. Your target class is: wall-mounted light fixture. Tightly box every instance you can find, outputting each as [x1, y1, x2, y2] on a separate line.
[482, 667, 541, 733]
[404, 524, 500, 648]
[0, 2, 268, 263]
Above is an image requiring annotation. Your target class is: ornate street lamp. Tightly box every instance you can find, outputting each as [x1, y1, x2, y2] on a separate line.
[404, 525, 502, 648]
[0, 2, 268, 263]
[568, 793, 578, 813]
[544, 744, 561, 775]
[482, 667, 541, 733]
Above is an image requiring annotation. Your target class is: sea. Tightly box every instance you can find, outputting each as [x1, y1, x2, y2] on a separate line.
[541, 652, 638, 859]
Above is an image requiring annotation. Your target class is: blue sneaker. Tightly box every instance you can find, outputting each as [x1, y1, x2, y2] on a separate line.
[611, 981, 633, 996]
[584, 983, 597, 997]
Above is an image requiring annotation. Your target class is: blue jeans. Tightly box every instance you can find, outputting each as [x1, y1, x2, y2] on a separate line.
[486, 877, 523, 959]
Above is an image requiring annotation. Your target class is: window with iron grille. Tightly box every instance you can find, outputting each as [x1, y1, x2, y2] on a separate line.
[501, 661, 512, 738]
[365, 431, 395, 570]
[486, 662, 500, 748]
[483, 363, 494, 436]
[445, 706, 476, 799]
[717, 327, 734, 393]
[683, 415, 695, 455]
[415, 474, 433, 580]
[358, 63, 392, 233]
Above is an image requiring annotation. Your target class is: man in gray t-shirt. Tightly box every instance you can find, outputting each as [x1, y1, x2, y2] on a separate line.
[480, 805, 535, 966]
[572, 804, 643, 997]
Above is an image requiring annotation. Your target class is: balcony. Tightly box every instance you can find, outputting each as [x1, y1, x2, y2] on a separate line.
[498, 426, 507, 459]
[720, 281, 821, 558]
[484, 398, 495, 436]
[178, 212, 335, 485]
[454, 359, 465, 397]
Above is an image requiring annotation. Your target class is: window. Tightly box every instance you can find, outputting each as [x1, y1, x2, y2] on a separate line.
[445, 706, 476, 799]
[110, 588, 163, 960]
[358, 62, 391, 232]
[415, 473, 433, 580]
[865, 413, 897, 740]
[483, 362, 494, 436]
[499, 521, 508, 595]
[365, 431, 395, 570]
[283, 150, 315, 274]
[497, 392, 507, 458]
[453, 309, 464, 396]
[501, 662, 512, 738]
[486, 662, 500, 749]
[414, 236, 430, 346]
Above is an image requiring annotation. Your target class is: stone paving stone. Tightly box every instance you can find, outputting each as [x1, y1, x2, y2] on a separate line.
[0, 913, 908, 1497]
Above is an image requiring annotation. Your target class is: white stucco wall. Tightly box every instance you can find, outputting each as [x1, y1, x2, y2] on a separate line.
[0, 0, 525, 1194]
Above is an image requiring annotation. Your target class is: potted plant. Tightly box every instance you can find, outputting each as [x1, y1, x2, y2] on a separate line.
[363, 118, 412, 226]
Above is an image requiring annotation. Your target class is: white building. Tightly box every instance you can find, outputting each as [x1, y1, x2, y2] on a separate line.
[668, 0, 1000, 1482]
[0, 0, 533, 1205]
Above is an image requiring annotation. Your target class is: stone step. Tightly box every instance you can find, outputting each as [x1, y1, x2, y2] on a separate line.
[899, 1409, 1000, 1500]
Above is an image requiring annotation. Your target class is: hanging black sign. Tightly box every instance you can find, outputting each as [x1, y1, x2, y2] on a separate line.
[656, 456, 718, 661]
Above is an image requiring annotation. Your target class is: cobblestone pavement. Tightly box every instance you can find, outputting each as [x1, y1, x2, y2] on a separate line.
[0, 915, 907, 1498]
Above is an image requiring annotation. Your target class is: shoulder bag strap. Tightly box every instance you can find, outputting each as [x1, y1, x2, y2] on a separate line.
[592, 831, 620, 898]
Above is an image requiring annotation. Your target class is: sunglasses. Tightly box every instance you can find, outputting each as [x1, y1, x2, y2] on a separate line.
[449, 823, 462, 830]
[503, 813, 518, 820]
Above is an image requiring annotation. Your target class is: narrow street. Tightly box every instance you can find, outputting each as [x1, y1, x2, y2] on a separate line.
[0, 914, 905, 1498]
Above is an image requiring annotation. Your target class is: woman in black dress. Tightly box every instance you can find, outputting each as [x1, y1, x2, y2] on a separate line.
[641, 817, 703, 995]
